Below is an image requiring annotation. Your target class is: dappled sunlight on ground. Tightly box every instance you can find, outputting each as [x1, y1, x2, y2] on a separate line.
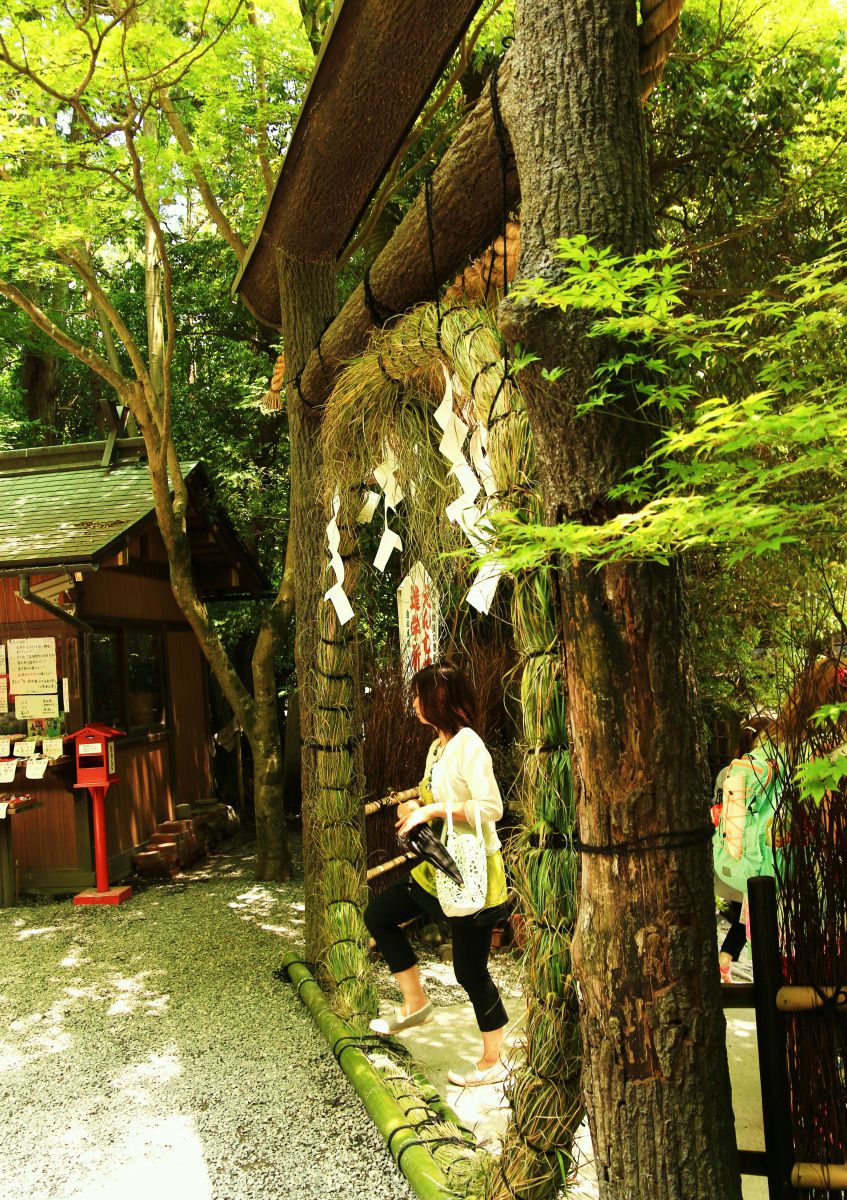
[226, 881, 306, 943]
[15, 924, 61, 940]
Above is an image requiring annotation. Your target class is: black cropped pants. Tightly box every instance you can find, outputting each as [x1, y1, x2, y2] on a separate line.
[364, 880, 508, 1033]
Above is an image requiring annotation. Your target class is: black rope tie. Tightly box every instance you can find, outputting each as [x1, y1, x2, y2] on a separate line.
[377, 351, 403, 386]
[272, 959, 312, 982]
[395, 1138, 426, 1171]
[424, 173, 442, 351]
[363, 266, 395, 326]
[497, 1151, 532, 1198]
[528, 830, 573, 850]
[574, 826, 715, 856]
[812, 984, 847, 1012]
[315, 315, 334, 378]
[332, 1034, 392, 1066]
[303, 738, 360, 753]
[470, 361, 499, 400]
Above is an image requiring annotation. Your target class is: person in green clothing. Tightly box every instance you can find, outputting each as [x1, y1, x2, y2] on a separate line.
[365, 661, 510, 1087]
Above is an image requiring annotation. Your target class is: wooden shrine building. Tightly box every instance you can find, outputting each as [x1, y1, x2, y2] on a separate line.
[0, 438, 267, 898]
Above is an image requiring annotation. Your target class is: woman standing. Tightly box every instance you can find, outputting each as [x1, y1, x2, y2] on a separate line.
[365, 661, 510, 1087]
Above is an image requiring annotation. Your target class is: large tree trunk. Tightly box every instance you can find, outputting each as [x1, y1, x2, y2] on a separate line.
[249, 610, 291, 881]
[275, 247, 338, 960]
[498, 3, 741, 1198]
[21, 345, 59, 440]
[145, 177, 292, 880]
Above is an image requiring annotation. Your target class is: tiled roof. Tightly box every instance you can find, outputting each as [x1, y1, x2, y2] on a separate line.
[0, 461, 198, 570]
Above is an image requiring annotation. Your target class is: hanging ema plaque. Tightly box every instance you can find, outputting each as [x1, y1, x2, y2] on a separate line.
[397, 562, 440, 682]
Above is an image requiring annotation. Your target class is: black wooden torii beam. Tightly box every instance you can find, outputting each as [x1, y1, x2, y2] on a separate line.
[233, 0, 489, 328]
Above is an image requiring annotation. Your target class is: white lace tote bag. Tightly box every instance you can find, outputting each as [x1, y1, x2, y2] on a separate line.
[435, 797, 488, 918]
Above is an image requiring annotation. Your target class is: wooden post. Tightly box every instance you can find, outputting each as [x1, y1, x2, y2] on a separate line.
[748, 876, 794, 1200]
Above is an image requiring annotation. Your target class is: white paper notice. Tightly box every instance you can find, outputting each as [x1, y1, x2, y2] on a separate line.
[63, 677, 70, 711]
[357, 490, 381, 524]
[324, 582, 355, 626]
[8, 638, 57, 695]
[0, 643, 5, 672]
[0, 801, 8, 818]
[13, 739, 36, 758]
[15, 693, 59, 720]
[0, 760, 16, 784]
[25, 757, 48, 780]
[43, 737, 65, 761]
[0, 676, 7, 716]
[0, 738, 9, 758]
[373, 528, 403, 572]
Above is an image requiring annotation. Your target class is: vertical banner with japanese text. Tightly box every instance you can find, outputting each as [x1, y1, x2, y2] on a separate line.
[397, 562, 440, 682]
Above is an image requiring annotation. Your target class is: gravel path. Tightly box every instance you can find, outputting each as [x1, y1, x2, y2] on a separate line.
[0, 838, 418, 1200]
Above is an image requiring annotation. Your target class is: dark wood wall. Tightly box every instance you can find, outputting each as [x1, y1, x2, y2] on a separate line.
[3, 528, 214, 893]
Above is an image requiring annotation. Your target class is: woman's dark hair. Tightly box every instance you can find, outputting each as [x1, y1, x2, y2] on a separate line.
[411, 661, 478, 735]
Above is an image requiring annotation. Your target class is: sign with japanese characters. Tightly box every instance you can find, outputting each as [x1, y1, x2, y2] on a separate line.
[15, 694, 60, 720]
[8, 638, 57, 695]
[397, 562, 440, 682]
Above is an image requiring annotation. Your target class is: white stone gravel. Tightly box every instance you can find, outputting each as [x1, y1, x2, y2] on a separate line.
[0, 838, 416, 1200]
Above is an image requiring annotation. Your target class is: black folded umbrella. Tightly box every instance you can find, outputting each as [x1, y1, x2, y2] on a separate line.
[400, 822, 464, 887]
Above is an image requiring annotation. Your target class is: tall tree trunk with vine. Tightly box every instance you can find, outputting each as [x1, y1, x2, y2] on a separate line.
[275, 248, 339, 957]
[498, 2, 742, 1197]
[134, 93, 293, 879]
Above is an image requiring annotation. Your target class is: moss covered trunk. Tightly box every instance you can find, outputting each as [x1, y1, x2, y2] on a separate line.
[275, 247, 338, 960]
[498, 2, 741, 1197]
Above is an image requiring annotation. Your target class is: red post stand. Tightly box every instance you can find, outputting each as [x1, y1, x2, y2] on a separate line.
[68, 725, 132, 907]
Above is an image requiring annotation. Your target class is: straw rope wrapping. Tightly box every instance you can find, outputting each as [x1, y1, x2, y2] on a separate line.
[375, 1055, 489, 1195]
[322, 302, 582, 1198]
[313, 495, 379, 1027]
[639, 0, 684, 99]
[452, 328, 582, 1200]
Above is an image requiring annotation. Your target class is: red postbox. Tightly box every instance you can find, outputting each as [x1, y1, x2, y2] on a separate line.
[66, 724, 131, 906]
[68, 724, 121, 790]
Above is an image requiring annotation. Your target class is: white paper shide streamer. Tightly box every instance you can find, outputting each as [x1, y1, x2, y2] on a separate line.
[324, 490, 354, 625]
[435, 368, 502, 614]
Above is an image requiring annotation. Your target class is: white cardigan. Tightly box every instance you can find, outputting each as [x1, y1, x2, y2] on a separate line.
[425, 727, 503, 854]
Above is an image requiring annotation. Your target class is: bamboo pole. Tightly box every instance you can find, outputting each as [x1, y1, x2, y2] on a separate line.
[776, 986, 847, 1013]
[791, 1163, 847, 1188]
[363, 786, 419, 817]
[366, 852, 415, 881]
[280, 952, 465, 1200]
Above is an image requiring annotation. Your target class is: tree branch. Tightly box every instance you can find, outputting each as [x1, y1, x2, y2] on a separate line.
[0, 276, 129, 397]
[158, 88, 247, 261]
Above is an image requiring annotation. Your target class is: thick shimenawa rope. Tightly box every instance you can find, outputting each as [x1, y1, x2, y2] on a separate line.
[320, 299, 583, 1199]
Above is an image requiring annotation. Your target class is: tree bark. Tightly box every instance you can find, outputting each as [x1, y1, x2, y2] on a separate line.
[498, 3, 741, 1198]
[247, 538, 296, 880]
[249, 611, 290, 881]
[276, 246, 338, 960]
[21, 345, 59, 440]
